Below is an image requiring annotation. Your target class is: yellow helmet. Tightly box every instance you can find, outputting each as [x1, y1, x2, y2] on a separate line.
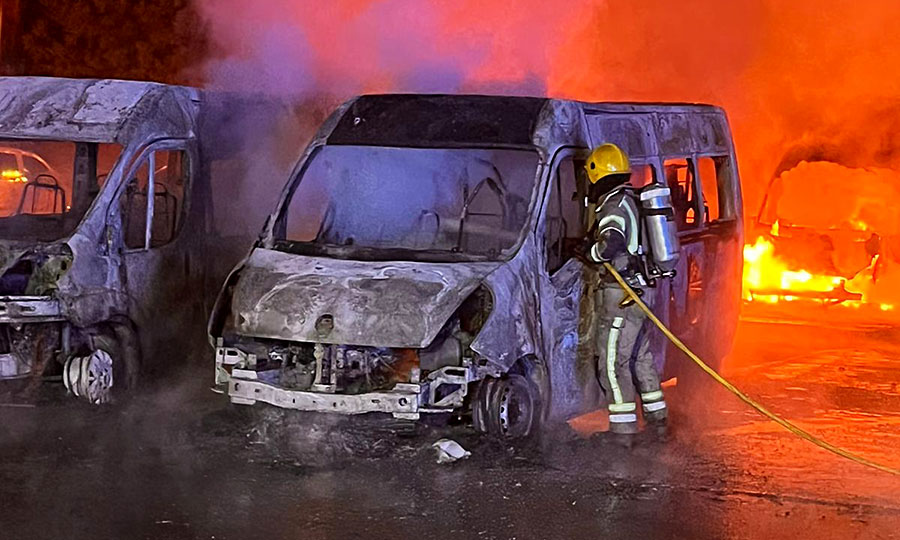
[585, 143, 631, 184]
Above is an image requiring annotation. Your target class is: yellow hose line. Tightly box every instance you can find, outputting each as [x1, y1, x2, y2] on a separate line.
[603, 262, 900, 476]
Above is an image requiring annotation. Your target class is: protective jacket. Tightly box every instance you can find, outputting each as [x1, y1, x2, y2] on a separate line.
[588, 186, 646, 286]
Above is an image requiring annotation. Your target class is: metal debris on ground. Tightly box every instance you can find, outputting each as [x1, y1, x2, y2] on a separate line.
[432, 438, 471, 464]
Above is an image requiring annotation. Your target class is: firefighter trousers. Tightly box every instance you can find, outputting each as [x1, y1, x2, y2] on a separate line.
[595, 285, 667, 434]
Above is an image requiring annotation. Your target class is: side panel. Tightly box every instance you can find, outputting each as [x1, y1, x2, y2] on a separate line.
[663, 113, 744, 368]
[472, 235, 542, 371]
[583, 112, 658, 160]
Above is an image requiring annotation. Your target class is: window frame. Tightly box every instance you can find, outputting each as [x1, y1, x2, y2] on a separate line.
[660, 152, 739, 234]
[662, 156, 702, 232]
[694, 153, 738, 225]
[114, 140, 191, 252]
[273, 143, 545, 263]
[543, 151, 586, 274]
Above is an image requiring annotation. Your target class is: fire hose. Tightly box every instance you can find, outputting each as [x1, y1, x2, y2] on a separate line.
[603, 262, 900, 476]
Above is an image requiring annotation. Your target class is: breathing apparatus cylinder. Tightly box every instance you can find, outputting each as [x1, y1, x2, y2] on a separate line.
[639, 186, 680, 275]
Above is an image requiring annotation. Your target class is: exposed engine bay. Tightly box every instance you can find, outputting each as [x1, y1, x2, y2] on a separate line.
[217, 286, 494, 416]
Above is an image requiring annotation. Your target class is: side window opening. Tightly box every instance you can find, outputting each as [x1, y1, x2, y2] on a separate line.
[582, 162, 657, 235]
[663, 158, 700, 231]
[119, 149, 188, 251]
[121, 161, 149, 250]
[150, 150, 187, 247]
[628, 163, 655, 189]
[545, 156, 585, 274]
[697, 156, 736, 223]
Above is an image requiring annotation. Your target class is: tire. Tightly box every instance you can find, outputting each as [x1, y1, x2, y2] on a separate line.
[472, 378, 497, 434]
[480, 374, 541, 439]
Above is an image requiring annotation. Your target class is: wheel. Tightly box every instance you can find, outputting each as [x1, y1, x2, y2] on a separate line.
[63, 324, 141, 404]
[479, 374, 540, 439]
[63, 349, 114, 404]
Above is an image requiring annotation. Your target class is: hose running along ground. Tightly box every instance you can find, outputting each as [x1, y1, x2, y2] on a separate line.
[603, 262, 900, 477]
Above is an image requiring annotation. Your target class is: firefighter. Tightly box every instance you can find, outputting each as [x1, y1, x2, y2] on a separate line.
[584, 143, 668, 436]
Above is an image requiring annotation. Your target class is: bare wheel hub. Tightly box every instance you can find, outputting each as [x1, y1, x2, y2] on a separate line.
[494, 375, 536, 438]
[63, 350, 114, 404]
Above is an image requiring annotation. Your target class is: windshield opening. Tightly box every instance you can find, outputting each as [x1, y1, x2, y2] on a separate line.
[0, 140, 122, 242]
[274, 145, 540, 262]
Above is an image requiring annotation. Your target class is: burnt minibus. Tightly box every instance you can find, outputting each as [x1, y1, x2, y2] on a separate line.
[0, 77, 292, 404]
[211, 95, 744, 437]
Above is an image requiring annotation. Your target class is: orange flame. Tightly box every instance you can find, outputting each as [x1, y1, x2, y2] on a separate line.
[743, 235, 894, 312]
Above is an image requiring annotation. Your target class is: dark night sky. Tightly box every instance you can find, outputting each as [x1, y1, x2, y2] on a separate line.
[10, 0, 207, 84]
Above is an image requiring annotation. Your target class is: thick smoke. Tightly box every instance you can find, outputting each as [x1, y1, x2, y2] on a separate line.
[194, 0, 900, 211]
[193, 0, 589, 242]
[550, 1, 900, 206]
[194, 0, 589, 97]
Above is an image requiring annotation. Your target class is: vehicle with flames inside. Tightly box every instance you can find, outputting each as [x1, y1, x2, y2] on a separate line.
[0, 76, 291, 404]
[744, 155, 900, 312]
[211, 95, 744, 437]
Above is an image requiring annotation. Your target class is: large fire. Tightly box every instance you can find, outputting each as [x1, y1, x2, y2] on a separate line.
[743, 234, 894, 312]
[743, 161, 900, 314]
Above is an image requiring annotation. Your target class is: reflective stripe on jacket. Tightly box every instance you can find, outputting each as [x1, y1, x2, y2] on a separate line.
[589, 186, 641, 264]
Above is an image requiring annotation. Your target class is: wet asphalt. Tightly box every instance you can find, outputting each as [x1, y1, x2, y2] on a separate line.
[1, 318, 899, 540]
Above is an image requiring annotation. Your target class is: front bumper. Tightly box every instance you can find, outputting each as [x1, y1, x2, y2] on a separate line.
[218, 345, 472, 419]
[228, 372, 421, 416]
[0, 296, 63, 323]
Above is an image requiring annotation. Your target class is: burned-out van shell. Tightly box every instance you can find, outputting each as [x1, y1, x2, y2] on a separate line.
[215, 94, 744, 425]
[0, 77, 294, 401]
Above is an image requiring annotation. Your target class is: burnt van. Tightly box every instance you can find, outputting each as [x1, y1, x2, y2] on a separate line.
[211, 95, 744, 437]
[0, 77, 293, 404]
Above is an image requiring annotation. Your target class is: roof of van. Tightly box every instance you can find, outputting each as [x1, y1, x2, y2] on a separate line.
[327, 94, 727, 149]
[0, 76, 199, 143]
[579, 100, 724, 113]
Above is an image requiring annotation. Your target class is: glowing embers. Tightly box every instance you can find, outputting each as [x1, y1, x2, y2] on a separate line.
[1, 170, 27, 183]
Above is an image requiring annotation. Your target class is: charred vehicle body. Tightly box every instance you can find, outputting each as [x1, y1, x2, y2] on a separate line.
[211, 95, 744, 436]
[0, 77, 290, 403]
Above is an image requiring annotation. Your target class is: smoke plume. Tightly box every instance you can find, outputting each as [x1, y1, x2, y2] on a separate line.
[194, 0, 900, 208]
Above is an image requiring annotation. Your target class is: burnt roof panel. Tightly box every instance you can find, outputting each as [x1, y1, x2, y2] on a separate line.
[0, 77, 197, 143]
[327, 94, 548, 147]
